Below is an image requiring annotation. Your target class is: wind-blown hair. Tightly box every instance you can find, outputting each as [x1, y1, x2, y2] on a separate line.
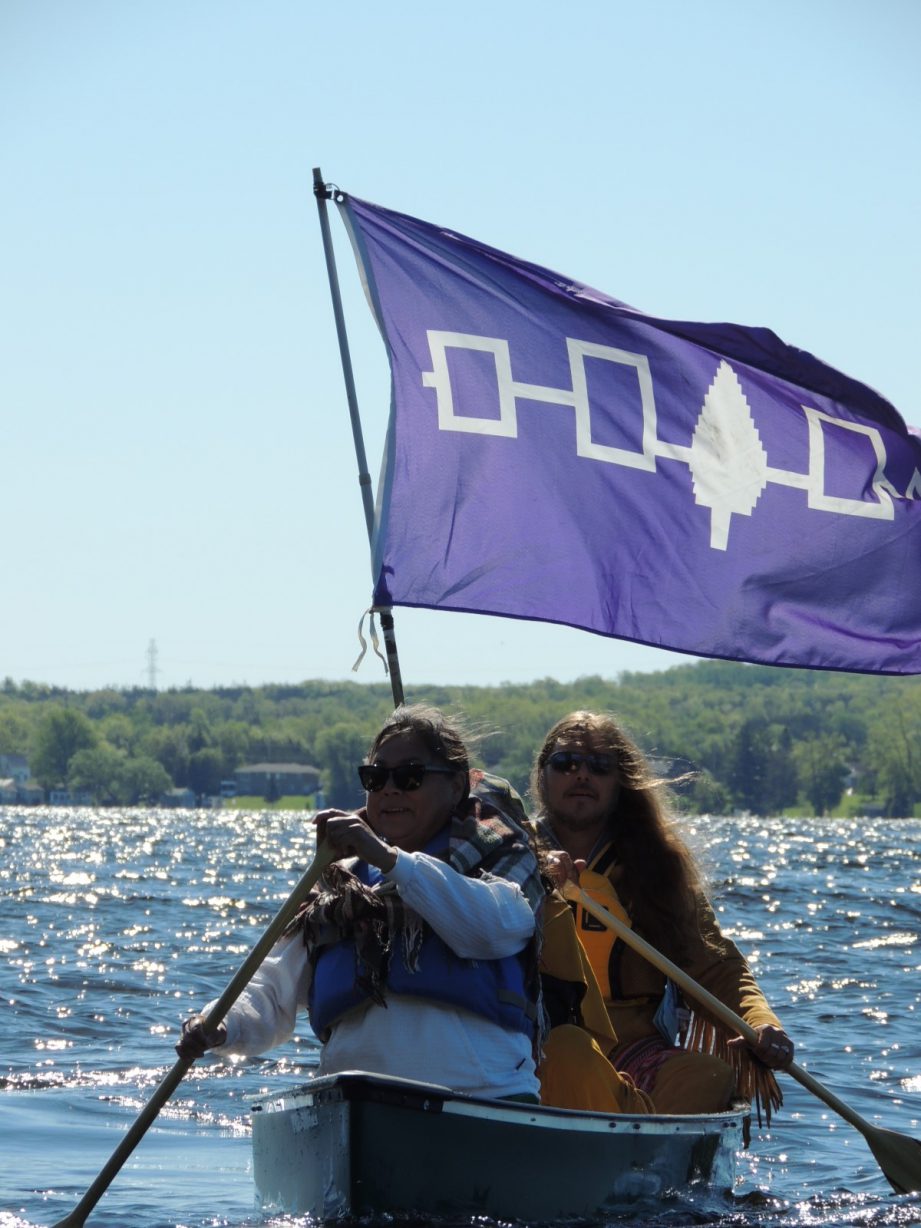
[369, 704, 472, 802]
[531, 710, 705, 958]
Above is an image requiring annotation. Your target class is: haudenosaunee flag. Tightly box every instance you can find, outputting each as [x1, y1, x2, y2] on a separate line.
[339, 194, 921, 675]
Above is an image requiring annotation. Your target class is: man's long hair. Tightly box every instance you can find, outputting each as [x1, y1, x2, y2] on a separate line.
[531, 710, 705, 958]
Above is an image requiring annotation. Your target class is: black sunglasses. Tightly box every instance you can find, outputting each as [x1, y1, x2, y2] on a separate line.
[545, 750, 615, 776]
[358, 762, 458, 793]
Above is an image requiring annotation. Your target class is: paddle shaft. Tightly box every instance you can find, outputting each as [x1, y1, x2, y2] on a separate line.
[52, 841, 335, 1228]
[562, 882, 880, 1135]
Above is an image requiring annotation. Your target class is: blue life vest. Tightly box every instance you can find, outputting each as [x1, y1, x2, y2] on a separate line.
[309, 830, 537, 1041]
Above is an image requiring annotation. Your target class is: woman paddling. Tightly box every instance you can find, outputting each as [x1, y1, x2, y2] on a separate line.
[531, 710, 794, 1119]
[177, 705, 544, 1101]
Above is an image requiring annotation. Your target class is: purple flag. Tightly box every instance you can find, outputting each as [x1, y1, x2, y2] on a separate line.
[340, 194, 921, 675]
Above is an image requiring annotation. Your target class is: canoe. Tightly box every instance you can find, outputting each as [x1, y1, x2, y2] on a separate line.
[251, 1071, 749, 1220]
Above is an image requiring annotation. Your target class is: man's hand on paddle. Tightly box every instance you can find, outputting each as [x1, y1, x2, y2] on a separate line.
[730, 1023, 795, 1069]
[543, 848, 587, 890]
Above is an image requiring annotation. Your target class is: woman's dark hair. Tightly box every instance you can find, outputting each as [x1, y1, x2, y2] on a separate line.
[531, 710, 706, 957]
[369, 704, 471, 802]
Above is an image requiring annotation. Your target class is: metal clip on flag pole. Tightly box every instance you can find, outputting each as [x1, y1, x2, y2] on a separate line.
[312, 166, 405, 708]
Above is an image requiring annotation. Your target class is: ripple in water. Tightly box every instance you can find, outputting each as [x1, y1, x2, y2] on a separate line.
[2, 807, 921, 1226]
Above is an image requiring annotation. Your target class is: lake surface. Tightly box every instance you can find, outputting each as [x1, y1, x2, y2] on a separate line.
[2, 805, 921, 1228]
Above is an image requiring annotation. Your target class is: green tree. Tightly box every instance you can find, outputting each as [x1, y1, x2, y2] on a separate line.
[68, 746, 172, 805]
[0, 661, 918, 814]
[0, 710, 31, 755]
[868, 707, 921, 817]
[188, 747, 224, 800]
[141, 726, 189, 785]
[187, 707, 214, 753]
[760, 725, 799, 814]
[214, 721, 251, 772]
[68, 745, 126, 805]
[31, 708, 98, 788]
[727, 719, 770, 813]
[685, 770, 731, 815]
[121, 754, 172, 804]
[793, 735, 849, 815]
[101, 714, 136, 753]
[315, 722, 368, 809]
[250, 727, 311, 763]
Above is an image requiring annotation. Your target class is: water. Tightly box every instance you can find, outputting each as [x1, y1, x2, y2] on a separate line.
[2, 806, 921, 1228]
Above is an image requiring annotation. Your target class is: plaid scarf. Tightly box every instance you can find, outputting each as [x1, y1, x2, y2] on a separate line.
[286, 790, 543, 1029]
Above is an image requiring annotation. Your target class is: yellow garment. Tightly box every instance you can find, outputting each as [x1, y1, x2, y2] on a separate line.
[581, 846, 782, 1047]
[538, 1025, 653, 1114]
[536, 891, 651, 1113]
[582, 845, 783, 1117]
[643, 1049, 737, 1115]
[540, 891, 617, 1054]
[569, 858, 631, 1000]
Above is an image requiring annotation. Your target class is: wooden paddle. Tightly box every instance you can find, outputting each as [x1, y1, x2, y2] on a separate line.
[51, 840, 336, 1228]
[561, 880, 921, 1195]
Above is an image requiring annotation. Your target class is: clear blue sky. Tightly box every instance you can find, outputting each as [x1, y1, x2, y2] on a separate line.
[2, 0, 918, 691]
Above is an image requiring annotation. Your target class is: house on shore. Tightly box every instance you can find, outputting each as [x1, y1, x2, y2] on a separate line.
[0, 754, 45, 804]
[234, 762, 321, 797]
[48, 788, 93, 806]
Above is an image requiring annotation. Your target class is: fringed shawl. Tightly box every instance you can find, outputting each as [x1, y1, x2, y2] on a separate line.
[285, 797, 543, 1036]
[682, 1010, 783, 1126]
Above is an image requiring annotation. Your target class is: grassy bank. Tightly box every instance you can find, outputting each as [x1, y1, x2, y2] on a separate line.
[222, 795, 316, 811]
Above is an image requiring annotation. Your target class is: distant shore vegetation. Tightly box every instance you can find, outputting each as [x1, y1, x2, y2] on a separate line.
[1, 661, 920, 817]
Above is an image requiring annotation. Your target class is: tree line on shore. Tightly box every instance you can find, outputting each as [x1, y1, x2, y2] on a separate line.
[1, 659, 920, 816]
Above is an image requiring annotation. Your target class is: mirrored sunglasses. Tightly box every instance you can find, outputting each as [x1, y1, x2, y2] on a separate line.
[546, 750, 615, 776]
[357, 762, 458, 793]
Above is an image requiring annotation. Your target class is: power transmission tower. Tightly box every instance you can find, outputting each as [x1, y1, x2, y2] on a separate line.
[146, 639, 159, 691]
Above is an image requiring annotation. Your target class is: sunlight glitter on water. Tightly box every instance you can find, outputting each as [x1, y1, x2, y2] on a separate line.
[2, 807, 921, 1227]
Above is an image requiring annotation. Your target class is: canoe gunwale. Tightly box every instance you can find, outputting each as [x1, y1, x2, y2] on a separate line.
[251, 1069, 750, 1135]
[250, 1070, 750, 1221]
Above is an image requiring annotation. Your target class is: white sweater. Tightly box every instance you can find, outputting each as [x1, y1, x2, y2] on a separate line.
[212, 848, 540, 1100]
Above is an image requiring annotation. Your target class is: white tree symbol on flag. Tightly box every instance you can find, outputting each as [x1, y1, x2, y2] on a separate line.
[420, 331, 909, 552]
[689, 361, 770, 550]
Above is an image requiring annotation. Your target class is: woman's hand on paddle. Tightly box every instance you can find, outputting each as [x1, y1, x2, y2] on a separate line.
[175, 1013, 228, 1060]
[315, 809, 397, 872]
[543, 849, 587, 889]
[730, 1023, 794, 1068]
[312, 807, 351, 846]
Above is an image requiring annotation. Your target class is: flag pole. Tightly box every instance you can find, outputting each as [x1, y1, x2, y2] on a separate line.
[312, 166, 404, 708]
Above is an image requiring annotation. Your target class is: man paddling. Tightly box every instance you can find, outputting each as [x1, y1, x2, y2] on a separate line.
[531, 710, 794, 1117]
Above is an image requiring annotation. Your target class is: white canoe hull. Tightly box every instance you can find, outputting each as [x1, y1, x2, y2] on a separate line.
[251, 1071, 748, 1221]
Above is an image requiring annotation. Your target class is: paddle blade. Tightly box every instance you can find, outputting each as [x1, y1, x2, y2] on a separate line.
[866, 1125, 921, 1195]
